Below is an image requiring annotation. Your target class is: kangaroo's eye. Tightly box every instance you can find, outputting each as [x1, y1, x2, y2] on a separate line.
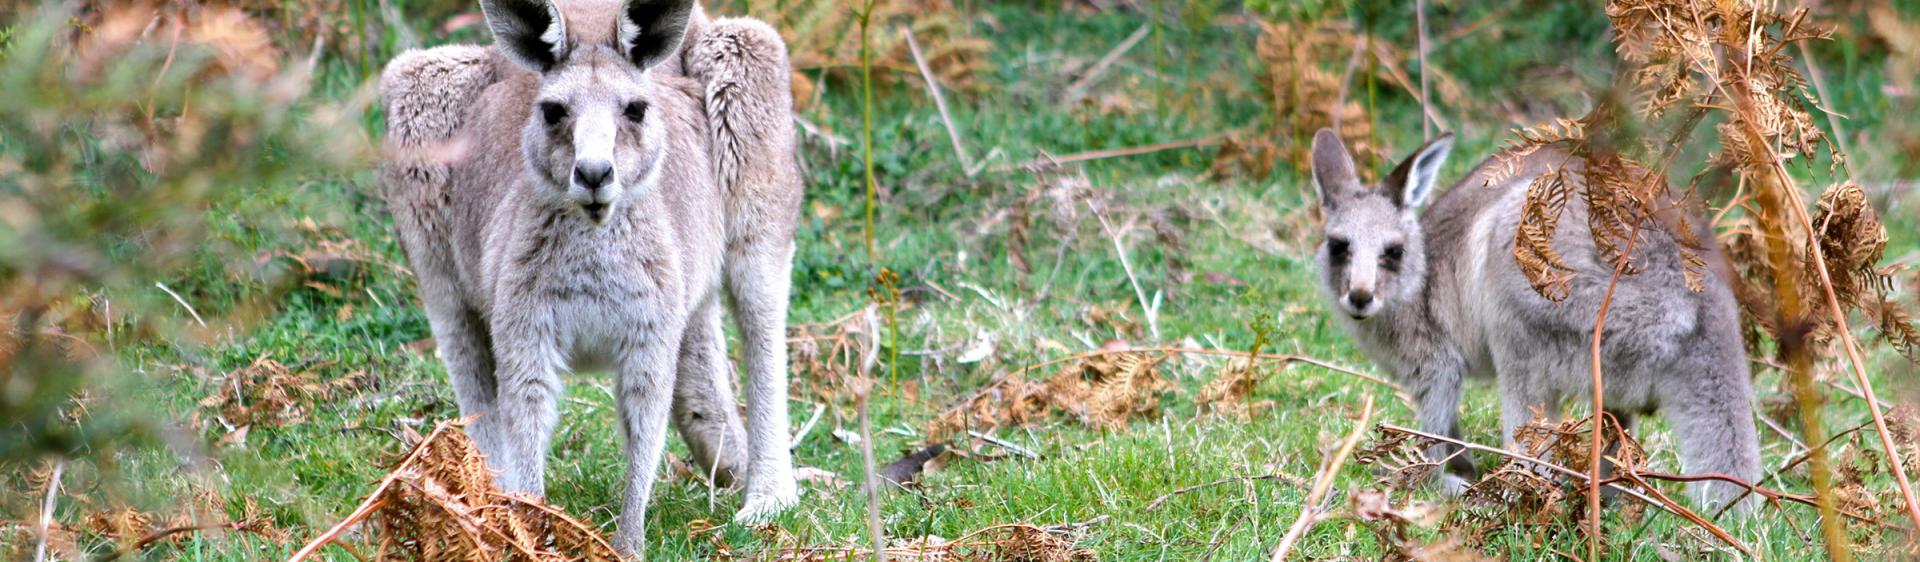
[540, 102, 567, 126]
[1327, 238, 1351, 264]
[1381, 244, 1405, 271]
[623, 101, 649, 123]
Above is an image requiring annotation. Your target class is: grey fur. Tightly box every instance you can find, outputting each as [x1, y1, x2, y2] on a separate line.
[378, 0, 803, 552]
[1308, 128, 1760, 514]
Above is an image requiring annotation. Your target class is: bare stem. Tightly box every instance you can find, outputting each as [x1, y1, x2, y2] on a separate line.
[1270, 394, 1374, 561]
[1586, 218, 1644, 562]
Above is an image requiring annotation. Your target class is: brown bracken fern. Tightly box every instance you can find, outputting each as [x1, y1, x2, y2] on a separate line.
[1486, 0, 1920, 558]
[287, 419, 619, 561]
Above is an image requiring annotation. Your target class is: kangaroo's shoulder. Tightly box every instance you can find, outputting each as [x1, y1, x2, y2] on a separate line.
[380, 45, 509, 143]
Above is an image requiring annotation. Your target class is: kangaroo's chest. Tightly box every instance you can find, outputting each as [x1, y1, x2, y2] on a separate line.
[496, 206, 683, 370]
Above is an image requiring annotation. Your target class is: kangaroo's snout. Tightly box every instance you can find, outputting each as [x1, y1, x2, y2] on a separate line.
[1345, 289, 1374, 311]
[574, 159, 614, 191]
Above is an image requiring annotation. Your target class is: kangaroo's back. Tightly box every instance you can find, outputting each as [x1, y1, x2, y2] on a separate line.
[1429, 146, 1735, 375]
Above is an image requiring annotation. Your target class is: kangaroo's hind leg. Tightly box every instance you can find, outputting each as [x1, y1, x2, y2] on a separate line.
[425, 302, 501, 454]
[1661, 344, 1761, 515]
[673, 298, 751, 488]
[687, 17, 804, 523]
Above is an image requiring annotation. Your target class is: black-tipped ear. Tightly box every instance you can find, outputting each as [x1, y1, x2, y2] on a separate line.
[1310, 128, 1360, 208]
[481, 0, 568, 72]
[618, 0, 695, 70]
[1383, 133, 1454, 208]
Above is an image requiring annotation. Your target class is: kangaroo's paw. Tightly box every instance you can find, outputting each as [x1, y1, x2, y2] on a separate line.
[1436, 473, 1474, 496]
[733, 483, 800, 524]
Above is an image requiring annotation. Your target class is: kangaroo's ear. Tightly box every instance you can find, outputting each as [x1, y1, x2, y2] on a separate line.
[1310, 128, 1361, 208]
[481, 0, 568, 73]
[618, 0, 695, 70]
[1384, 133, 1453, 208]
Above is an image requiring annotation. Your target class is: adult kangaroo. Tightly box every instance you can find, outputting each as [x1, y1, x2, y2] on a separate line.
[378, 0, 803, 550]
[1307, 127, 1760, 514]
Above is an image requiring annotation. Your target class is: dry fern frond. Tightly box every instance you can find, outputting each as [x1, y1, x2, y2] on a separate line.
[1081, 352, 1171, 430]
[1195, 356, 1272, 421]
[294, 419, 619, 561]
[1512, 167, 1579, 301]
[1253, 19, 1375, 172]
[1869, 298, 1920, 364]
[1806, 182, 1890, 308]
[197, 355, 364, 428]
[739, 0, 988, 92]
[927, 351, 1174, 439]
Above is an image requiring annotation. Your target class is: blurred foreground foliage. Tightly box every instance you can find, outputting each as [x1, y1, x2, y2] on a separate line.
[0, 3, 369, 464]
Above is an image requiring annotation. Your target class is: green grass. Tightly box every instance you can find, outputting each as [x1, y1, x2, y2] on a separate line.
[10, 2, 1920, 560]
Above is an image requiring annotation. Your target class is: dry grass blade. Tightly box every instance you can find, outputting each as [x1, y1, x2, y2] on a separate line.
[1270, 393, 1375, 561]
[286, 418, 618, 562]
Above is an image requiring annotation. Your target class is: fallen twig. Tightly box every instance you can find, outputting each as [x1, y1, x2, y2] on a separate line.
[992, 136, 1222, 173]
[1271, 394, 1375, 561]
[1061, 23, 1152, 106]
[155, 282, 206, 328]
[967, 430, 1040, 460]
[1145, 472, 1304, 511]
[901, 26, 972, 176]
[99, 520, 281, 562]
[1085, 198, 1160, 340]
[791, 401, 827, 449]
[855, 305, 886, 562]
[32, 459, 65, 562]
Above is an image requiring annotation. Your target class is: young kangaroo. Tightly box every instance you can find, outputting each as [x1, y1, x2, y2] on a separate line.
[378, 0, 802, 550]
[1307, 128, 1760, 514]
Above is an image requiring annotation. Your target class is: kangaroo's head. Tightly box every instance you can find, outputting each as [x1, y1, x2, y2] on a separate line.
[1309, 128, 1453, 320]
[482, 0, 693, 225]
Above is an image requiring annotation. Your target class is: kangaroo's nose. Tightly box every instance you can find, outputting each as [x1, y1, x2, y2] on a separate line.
[574, 159, 613, 190]
[1347, 290, 1374, 310]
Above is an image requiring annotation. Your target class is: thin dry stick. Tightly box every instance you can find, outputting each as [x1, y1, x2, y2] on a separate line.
[32, 459, 65, 562]
[1085, 199, 1159, 340]
[856, 307, 886, 562]
[1376, 424, 1752, 555]
[1585, 218, 1646, 562]
[1270, 394, 1375, 561]
[994, 136, 1223, 173]
[901, 26, 972, 176]
[1613, 471, 1886, 526]
[1415, 0, 1432, 139]
[1330, 34, 1368, 134]
[791, 401, 827, 449]
[155, 281, 206, 327]
[1146, 472, 1304, 511]
[99, 520, 282, 562]
[1061, 23, 1152, 106]
[1367, 43, 1451, 132]
[967, 430, 1040, 459]
[1795, 41, 1854, 169]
